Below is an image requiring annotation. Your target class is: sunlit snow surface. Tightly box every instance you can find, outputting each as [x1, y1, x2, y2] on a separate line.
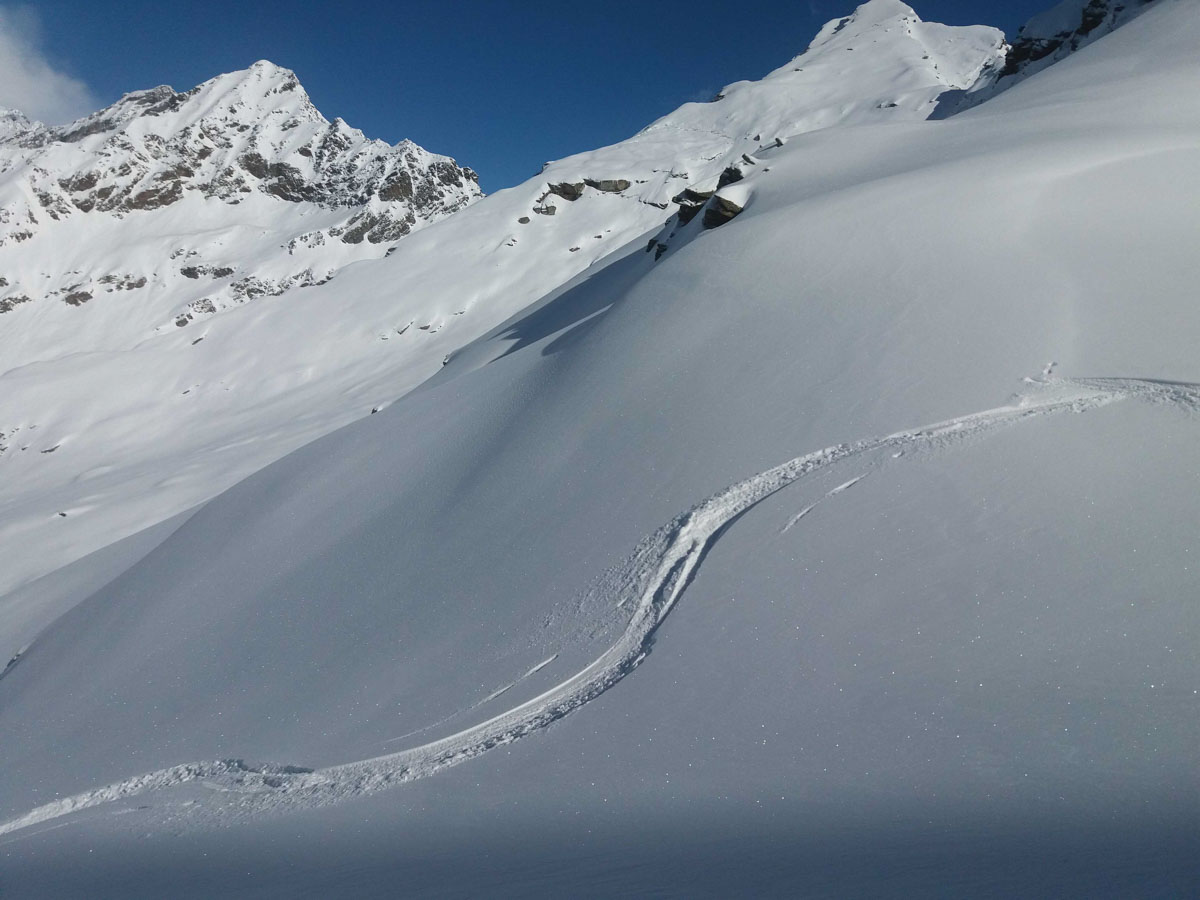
[1, 0, 1199, 896]
[0, 0, 1003, 608]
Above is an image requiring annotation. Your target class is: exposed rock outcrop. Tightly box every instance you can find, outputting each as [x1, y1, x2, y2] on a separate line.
[701, 195, 745, 230]
[547, 182, 585, 201]
[672, 188, 715, 226]
[583, 178, 631, 193]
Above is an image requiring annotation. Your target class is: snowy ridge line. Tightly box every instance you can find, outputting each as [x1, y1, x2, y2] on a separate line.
[1, 376, 1196, 837]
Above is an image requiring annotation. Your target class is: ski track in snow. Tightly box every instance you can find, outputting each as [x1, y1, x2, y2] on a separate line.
[780, 503, 819, 533]
[1, 376, 1197, 838]
[781, 473, 869, 533]
[382, 654, 563, 746]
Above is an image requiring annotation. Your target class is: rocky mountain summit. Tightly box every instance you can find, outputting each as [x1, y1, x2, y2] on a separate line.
[0, 60, 479, 323]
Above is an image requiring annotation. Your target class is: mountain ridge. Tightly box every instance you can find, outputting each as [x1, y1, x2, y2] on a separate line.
[0, 2, 1011, 609]
[0, 59, 480, 325]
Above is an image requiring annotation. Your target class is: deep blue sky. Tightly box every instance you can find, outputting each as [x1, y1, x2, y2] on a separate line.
[31, 1, 1051, 191]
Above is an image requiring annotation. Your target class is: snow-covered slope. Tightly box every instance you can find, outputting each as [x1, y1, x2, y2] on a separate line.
[1, 0, 1197, 895]
[1004, 0, 1162, 78]
[0, 61, 482, 602]
[939, 0, 1165, 112]
[0, 1, 1004, 610]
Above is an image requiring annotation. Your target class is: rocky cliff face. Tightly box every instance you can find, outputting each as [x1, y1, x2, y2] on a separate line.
[0, 60, 479, 324]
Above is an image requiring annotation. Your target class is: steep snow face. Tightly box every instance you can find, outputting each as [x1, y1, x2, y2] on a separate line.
[0, 1, 1197, 894]
[0, 5, 1004, 608]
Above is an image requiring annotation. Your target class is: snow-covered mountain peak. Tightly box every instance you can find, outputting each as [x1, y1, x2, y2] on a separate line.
[36, 60, 339, 156]
[795, 0, 1005, 90]
[672, 3, 1004, 131]
[0, 59, 480, 348]
[0, 107, 38, 143]
[148, 59, 324, 130]
[610, 3, 1003, 213]
[1, 59, 479, 221]
[808, 0, 920, 47]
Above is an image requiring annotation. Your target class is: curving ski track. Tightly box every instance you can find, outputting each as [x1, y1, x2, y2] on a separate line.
[2, 376, 1197, 838]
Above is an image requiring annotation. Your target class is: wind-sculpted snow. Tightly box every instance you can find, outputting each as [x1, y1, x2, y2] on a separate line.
[2, 375, 1195, 839]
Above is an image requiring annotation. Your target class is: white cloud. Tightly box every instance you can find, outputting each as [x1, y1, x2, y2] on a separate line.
[0, 5, 98, 124]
